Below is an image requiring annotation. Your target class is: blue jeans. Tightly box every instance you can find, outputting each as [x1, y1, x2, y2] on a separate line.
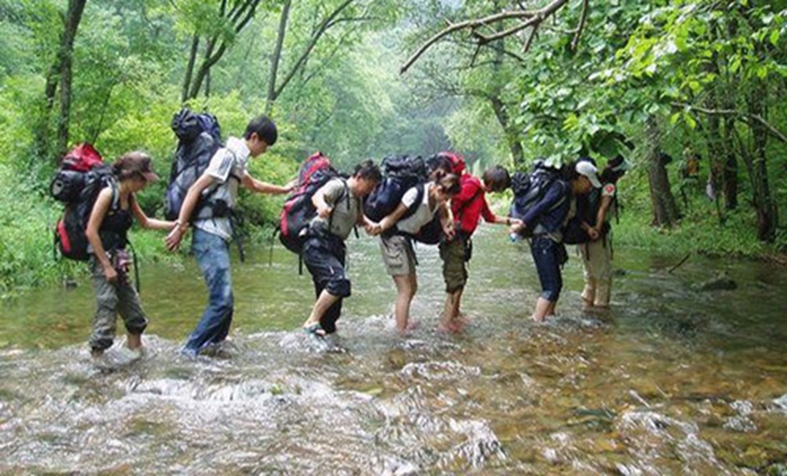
[183, 228, 234, 355]
[531, 236, 563, 302]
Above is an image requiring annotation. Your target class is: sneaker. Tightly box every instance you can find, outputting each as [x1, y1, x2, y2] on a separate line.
[93, 346, 142, 370]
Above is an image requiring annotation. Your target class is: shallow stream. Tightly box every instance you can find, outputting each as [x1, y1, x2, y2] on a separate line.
[1, 228, 786, 474]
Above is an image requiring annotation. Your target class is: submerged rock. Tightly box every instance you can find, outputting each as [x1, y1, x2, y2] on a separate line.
[693, 273, 737, 291]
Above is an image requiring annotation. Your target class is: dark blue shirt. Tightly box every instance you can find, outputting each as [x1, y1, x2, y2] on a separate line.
[523, 179, 569, 234]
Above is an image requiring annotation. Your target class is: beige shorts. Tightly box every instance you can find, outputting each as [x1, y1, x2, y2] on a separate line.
[380, 234, 416, 276]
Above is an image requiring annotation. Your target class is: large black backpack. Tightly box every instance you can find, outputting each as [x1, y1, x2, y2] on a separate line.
[163, 108, 222, 221]
[509, 160, 566, 238]
[50, 144, 117, 261]
[364, 155, 428, 222]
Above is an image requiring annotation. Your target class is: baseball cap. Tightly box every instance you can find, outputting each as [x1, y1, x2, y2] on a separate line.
[575, 160, 601, 188]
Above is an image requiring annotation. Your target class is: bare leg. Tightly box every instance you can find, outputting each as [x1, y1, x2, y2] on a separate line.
[393, 273, 417, 333]
[302, 289, 340, 333]
[532, 297, 553, 322]
[126, 333, 142, 350]
[440, 288, 464, 332]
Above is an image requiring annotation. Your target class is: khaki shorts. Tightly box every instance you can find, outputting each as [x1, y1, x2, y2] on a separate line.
[440, 236, 468, 292]
[380, 234, 416, 276]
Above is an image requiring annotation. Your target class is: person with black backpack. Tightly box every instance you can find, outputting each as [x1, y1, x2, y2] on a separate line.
[165, 114, 293, 358]
[85, 152, 176, 365]
[300, 160, 382, 337]
[368, 172, 461, 334]
[578, 155, 632, 310]
[510, 160, 600, 322]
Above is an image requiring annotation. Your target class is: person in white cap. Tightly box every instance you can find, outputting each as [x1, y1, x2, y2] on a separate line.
[511, 159, 600, 321]
[579, 155, 632, 310]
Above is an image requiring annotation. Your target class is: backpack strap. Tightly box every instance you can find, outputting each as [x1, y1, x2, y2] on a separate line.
[327, 178, 350, 233]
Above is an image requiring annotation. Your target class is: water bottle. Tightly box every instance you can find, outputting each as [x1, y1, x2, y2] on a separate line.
[509, 232, 521, 243]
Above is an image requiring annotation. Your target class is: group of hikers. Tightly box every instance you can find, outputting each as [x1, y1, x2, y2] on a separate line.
[76, 113, 630, 365]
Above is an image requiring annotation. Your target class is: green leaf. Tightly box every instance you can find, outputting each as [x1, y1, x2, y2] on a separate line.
[770, 29, 780, 47]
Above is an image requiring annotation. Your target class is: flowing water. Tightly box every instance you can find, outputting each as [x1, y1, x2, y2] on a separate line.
[1, 228, 786, 474]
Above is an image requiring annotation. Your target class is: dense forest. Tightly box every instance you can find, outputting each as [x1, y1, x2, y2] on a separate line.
[1, 0, 785, 296]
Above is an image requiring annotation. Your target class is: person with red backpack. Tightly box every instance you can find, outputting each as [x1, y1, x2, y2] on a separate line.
[437, 156, 522, 333]
[165, 114, 293, 358]
[300, 160, 382, 337]
[85, 152, 176, 364]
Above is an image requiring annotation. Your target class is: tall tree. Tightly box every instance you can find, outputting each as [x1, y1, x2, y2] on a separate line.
[180, 0, 263, 102]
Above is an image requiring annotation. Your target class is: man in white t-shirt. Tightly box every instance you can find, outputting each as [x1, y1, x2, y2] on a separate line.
[166, 115, 293, 357]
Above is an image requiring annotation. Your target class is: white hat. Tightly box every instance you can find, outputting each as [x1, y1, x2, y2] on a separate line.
[576, 160, 601, 188]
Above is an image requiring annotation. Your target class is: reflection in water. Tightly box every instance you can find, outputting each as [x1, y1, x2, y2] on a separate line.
[1, 229, 787, 473]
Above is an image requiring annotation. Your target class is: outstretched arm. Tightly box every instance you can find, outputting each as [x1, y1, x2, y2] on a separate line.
[242, 173, 295, 195]
[131, 197, 176, 231]
[165, 172, 214, 251]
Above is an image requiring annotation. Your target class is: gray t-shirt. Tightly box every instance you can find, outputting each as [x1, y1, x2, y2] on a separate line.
[310, 178, 360, 240]
[193, 136, 249, 241]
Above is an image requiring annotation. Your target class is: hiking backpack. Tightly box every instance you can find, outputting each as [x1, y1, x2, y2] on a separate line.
[509, 160, 566, 238]
[364, 155, 428, 223]
[163, 108, 222, 221]
[279, 152, 343, 254]
[50, 143, 117, 261]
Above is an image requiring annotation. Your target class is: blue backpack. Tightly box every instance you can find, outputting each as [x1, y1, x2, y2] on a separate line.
[163, 108, 222, 221]
[509, 160, 565, 238]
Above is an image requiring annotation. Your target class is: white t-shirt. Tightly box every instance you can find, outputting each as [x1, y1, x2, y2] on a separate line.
[193, 136, 249, 240]
[396, 183, 439, 235]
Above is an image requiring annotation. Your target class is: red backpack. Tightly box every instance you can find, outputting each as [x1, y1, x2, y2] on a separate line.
[278, 152, 341, 254]
[50, 144, 116, 261]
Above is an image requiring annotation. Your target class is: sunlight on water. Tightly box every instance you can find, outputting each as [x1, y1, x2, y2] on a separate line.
[1, 228, 787, 473]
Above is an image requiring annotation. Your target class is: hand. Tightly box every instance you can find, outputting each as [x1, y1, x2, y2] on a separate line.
[103, 265, 118, 283]
[364, 221, 379, 235]
[509, 218, 524, 228]
[587, 227, 600, 241]
[443, 222, 456, 241]
[285, 179, 298, 193]
[317, 204, 333, 219]
[165, 227, 185, 251]
[367, 223, 383, 236]
[510, 222, 525, 234]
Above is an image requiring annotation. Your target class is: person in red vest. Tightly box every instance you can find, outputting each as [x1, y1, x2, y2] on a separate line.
[432, 152, 522, 333]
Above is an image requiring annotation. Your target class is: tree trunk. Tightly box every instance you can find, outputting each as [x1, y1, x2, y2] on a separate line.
[722, 116, 739, 210]
[266, 0, 292, 115]
[183, 0, 261, 101]
[488, 96, 525, 169]
[745, 83, 777, 241]
[645, 115, 680, 227]
[181, 35, 199, 103]
[56, 0, 88, 157]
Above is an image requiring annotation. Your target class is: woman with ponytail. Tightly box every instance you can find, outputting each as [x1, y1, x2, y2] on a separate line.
[85, 151, 176, 365]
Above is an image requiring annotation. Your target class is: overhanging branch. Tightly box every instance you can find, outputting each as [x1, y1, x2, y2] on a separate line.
[400, 0, 570, 74]
[675, 102, 787, 144]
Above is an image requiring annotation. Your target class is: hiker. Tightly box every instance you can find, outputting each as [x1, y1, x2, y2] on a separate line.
[439, 164, 522, 333]
[510, 160, 600, 322]
[85, 151, 176, 363]
[579, 155, 631, 310]
[300, 160, 383, 337]
[165, 114, 293, 357]
[368, 172, 461, 333]
[679, 143, 701, 207]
